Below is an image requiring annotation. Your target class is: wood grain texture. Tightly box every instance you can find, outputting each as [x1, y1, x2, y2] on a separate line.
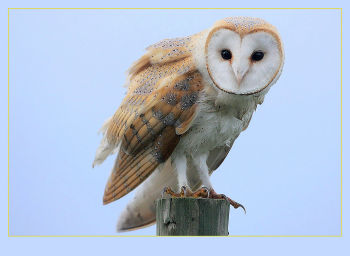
[156, 198, 230, 236]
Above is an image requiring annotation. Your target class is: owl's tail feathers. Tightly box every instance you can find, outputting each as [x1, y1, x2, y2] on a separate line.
[92, 117, 118, 168]
[116, 159, 178, 232]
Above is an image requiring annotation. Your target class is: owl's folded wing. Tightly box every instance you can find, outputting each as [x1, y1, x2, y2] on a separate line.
[103, 71, 203, 204]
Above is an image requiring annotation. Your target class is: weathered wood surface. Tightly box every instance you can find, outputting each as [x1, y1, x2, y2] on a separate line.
[156, 198, 230, 236]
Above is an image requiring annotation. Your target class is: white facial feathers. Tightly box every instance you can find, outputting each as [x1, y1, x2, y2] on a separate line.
[205, 24, 283, 95]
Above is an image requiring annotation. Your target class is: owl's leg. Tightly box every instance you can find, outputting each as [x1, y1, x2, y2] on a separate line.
[191, 154, 246, 212]
[194, 153, 212, 188]
[174, 154, 189, 192]
[162, 155, 189, 198]
[188, 153, 212, 198]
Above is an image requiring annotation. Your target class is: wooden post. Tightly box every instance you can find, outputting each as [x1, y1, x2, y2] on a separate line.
[156, 198, 230, 236]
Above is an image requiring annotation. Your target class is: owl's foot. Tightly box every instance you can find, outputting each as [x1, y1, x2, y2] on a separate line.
[162, 186, 190, 198]
[162, 187, 245, 212]
[209, 189, 246, 213]
[190, 186, 210, 198]
[162, 186, 208, 198]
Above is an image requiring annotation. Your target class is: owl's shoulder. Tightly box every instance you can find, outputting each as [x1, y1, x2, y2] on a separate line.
[125, 35, 196, 85]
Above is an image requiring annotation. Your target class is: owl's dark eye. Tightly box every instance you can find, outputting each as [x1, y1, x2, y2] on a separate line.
[251, 51, 264, 61]
[221, 49, 232, 60]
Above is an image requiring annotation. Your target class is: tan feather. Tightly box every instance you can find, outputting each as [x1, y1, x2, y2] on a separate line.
[101, 38, 204, 204]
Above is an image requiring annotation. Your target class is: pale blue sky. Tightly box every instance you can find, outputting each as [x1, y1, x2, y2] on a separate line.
[3, 1, 350, 255]
[8, 8, 341, 236]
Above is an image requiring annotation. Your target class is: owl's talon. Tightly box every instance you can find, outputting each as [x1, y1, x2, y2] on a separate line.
[198, 186, 210, 198]
[209, 189, 246, 213]
[191, 186, 210, 198]
[226, 197, 246, 213]
[180, 186, 187, 197]
[161, 186, 191, 198]
[201, 186, 210, 198]
[161, 187, 169, 198]
[161, 186, 179, 197]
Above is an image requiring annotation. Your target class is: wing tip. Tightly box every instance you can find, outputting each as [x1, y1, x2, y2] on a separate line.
[116, 219, 156, 233]
[103, 193, 120, 205]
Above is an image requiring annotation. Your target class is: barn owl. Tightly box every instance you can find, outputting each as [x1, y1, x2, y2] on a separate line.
[93, 17, 284, 232]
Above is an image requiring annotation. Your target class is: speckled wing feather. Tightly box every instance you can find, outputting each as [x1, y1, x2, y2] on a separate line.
[101, 37, 204, 204]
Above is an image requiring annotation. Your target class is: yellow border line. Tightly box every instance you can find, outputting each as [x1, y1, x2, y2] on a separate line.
[7, 7, 342, 238]
[340, 8, 343, 237]
[8, 7, 10, 238]
[8, 235, 343, 238]
[8, 8, 342, 10]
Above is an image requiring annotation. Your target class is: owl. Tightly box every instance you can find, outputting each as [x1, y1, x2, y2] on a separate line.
[93, 17, 284, 232]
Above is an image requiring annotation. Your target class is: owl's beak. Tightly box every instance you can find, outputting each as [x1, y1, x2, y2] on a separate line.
[232, 64, 248, 85]
[235, 72, 243, 85]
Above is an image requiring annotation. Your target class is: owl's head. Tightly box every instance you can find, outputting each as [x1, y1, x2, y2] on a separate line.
[201, 17, 284, 95]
